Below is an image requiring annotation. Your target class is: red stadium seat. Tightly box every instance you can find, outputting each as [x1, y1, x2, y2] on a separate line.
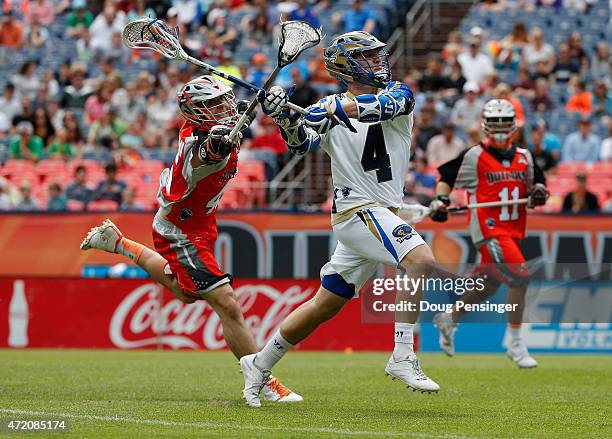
[67, 200, 85, 211]
[88, 200, 119, 212]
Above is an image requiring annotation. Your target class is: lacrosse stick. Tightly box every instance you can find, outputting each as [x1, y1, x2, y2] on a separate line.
[399, 198, 530, 224]
[227, 20, 322, 141]
[122, 18, 313, 118]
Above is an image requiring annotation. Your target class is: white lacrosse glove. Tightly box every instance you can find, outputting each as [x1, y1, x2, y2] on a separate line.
[303, 95, 357, 135]
[257, 86, 291, 119]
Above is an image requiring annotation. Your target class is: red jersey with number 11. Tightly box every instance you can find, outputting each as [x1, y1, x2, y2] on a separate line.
[437, 142, 545, 245]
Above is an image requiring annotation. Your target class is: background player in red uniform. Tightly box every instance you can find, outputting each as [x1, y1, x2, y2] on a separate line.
[429, 99, 548, 368]
[80, 75, 301, 404]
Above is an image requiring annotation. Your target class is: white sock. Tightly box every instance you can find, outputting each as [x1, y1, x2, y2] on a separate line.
[508, 325, 522, 344]
[254, 329, 293, 371]
[393, 323, 414, 360]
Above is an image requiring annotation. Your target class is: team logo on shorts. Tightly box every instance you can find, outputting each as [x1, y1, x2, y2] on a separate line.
[486, 218, 496, 229]
[392, 224, 415, 243]
[180, 208, 193, 221]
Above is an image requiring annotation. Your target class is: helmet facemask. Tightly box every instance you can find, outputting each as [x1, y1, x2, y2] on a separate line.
[346, 47, 391, 88]
[482, 115, 516, 148]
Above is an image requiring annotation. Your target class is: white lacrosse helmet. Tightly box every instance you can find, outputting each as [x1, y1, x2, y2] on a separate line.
[177, 75, 239, 128]
[481, 99, 517, 147]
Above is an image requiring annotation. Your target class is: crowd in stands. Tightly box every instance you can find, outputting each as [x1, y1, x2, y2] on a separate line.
[0, 0, 610, 213]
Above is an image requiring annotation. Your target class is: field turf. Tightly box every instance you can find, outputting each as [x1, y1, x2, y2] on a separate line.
[0, 350, 610, 438]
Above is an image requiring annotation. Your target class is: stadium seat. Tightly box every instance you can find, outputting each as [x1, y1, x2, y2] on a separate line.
[87, 200, 120, 212]
[67, 200, 85, 212]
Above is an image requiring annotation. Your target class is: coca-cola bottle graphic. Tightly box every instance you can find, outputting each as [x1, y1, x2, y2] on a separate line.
[8, 280, 29, 348]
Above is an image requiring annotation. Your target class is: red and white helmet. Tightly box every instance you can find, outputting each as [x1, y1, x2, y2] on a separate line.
[177, 75, 238, 128]
[481, 99, 516, 148]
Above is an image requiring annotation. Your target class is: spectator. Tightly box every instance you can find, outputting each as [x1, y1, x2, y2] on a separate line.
[12, 96, 34, 127]
[66, 165, 93, 205]
[289, 0, 320, 29]
[414, 105, 441, 153]
[566, 80, 593, 115]
[419, 53, 447, 94]
[562, 117, 600, 163]
[84, 82, 113, 124]
[9, 121, 44, 162]
[90, 3, 127, 56]
[146, 88, 176, 129]
[62, 111, 85, 149]
[127, 0, 156, 22]
[248, 53, 272, 90]
[552, 44, 580, 84]
[120, 188, 144, 211]
[496, 21, 528, 72]
[209, 10, 238, 51]
[531, 78, 554, 112]
[87, 106, 127, 148]
[48, 127, 76, 160]
[24, 20, 50, 48]
[171, 0, 198, 27]
[593, 81, 612, 117]
[457, 36, 494, 85]
[288, 68, 319, 110]
[241, 11, 273, 48]
[339, 0, 376, 34]
[47, 182, 67, 212]
[442, 31, 464, 61]
[529, 126, 557, 172]
[11, 61, 40, 100]
[533, 120, 562, 161]
[566, 32, 589, 71]
[60, 65, 94, 109]
[32, 107, 55, 146]
[116, 82, 146, 125]
[94, 162, 127, 204]
[200, 30, 225, 64]
[216, 52, 242, 88]
[522, 27, 554, 74]
[0, 10, 24, 48]
[591, 42, 610, 87]
[251, 116, 287, 180]
[67, 0, 94, 38]
[0, 83, 22, 124]
[512, 65, 535, 99]
[0, 178, 13, 211]
[451, 81, 484, 134]
[24, 0, 55, 26]
[562, 173, 600, 213]
[404, 157, 436, 204]
[600, 121, 612, 161]
[15, 180, 40, 211]
[443, 57, 467, 100]
[104, 31, 130, 64]
[466, 122, 482, 146]
[426, 124, 466, 167]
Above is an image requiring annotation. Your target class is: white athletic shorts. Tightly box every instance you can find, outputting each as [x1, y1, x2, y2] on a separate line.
[320, 206, 426, 297]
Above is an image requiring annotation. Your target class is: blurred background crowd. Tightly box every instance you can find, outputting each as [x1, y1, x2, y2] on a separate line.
[0, 0, 610, 213]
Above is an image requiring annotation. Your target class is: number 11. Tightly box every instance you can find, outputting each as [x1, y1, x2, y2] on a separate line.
[498, 187, 519, 221]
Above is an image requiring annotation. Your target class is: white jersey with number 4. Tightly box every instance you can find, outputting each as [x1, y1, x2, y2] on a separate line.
[318, 94, 414, 214]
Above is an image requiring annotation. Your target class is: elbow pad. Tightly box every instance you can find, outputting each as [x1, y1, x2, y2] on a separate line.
[278, 119, 320, 156]
[355, 81, 415, 123]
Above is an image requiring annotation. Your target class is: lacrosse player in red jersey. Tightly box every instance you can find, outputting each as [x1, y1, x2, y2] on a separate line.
[80, 75, 302, 404]
[430, 99, 549, 368]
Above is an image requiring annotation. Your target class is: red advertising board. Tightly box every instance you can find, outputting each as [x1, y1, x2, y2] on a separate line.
[0, 278, 394, 351]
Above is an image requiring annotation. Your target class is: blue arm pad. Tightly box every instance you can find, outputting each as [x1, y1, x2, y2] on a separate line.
[354, 81, 415, 123]
[279, 121, 321, 156]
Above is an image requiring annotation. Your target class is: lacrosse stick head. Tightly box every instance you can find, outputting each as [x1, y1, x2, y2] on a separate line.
[123, 17, 183, 60]
[399, 203, 431, 225]
[276, 20, 322, 67]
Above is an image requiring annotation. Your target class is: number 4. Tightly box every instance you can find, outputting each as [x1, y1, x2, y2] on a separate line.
[361, 124, 392, 183]
[499, 187, 519, 221]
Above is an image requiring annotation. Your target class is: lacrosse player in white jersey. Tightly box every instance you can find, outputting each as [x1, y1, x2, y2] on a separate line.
[239, 31, 440, 407]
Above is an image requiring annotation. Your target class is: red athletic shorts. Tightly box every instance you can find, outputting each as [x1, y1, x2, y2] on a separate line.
[152, 219, 232, 296]
[474, 235, 529, 287]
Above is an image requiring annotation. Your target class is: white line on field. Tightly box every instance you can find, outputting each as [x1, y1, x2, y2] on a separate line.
[0, 408, 482, 439]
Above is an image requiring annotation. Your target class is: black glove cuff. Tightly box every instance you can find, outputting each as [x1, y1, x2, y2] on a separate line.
[436, 195, 451, 206]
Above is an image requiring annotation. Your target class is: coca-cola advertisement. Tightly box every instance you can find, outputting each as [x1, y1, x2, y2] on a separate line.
[0, 278, 394, 351]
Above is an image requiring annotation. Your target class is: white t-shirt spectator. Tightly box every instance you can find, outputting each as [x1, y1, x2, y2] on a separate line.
[458, 51, 493, 85]
[172, 0, 198, 25]
[90, 10, 127, 54]
[426, 133, 466, 166]
[523, 42, 554, 69]
[451, 97, 484, 132]
[601, 136, 612, 161]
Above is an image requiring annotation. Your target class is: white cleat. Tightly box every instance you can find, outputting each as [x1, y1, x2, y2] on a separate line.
[263, 376, 303, 403]
[385, 354, 440, 393]
[433, 312, 457, 357]
[507, 342, 538, 369]
[80, 219, 123, 253]
[239, 354, 271, 408]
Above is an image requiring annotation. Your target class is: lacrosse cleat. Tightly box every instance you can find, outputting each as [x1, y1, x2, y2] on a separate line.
[507, 341, 538, 369]
[385, 354, 440, 393]
[433, 312, 458, 357]
[263, 376, 303, 403]
[80, 219, 123, 253]
[240, 354, 271, 408]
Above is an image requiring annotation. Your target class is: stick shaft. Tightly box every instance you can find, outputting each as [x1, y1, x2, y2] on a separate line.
[448, 198, 529, 212]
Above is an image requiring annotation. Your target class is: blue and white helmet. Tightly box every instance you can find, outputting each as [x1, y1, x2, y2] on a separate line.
[324, 31, 391, 88]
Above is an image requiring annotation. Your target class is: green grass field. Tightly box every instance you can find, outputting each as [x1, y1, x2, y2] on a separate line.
[0, 350, 610, 438]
